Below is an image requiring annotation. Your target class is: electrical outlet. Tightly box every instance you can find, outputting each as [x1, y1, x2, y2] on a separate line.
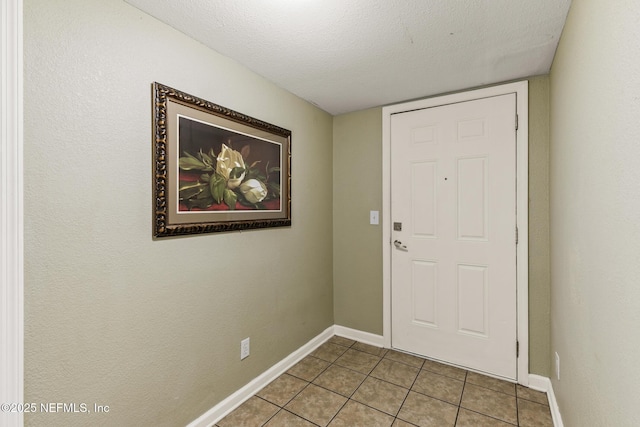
[241, 337, 250, 360]
[555, 352, 560, 380]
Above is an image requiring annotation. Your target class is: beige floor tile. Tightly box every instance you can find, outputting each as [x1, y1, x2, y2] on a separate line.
[466, 372, 516, 396]
[412, 370, 464, 405]
[257, 373, 309, 406]
[370, 358, 420, 388]
[328, 335, 356, 347]
[396, 391, 458, 426]
[312, 342, 350, 362]
[328, 400, 395, 427]
[264, 409, 317, 426]
[217, 396, 279, 427]
[352, 376, 409, 416]
[219, 339, 555, 427]
[516, 385, 549, 406]
[287, 356, 331, 381]
[455, 408, 516, 426]
[334, 348, 382, 375]
[460, 383, 517, 425]
[313, 364, 367, 397]
[421, 359, 468, 381]
[352, 342, 388, 357]
[517, 398, 554, 427]
[285, 384, 347, 426]
[384, 350, 426, 368]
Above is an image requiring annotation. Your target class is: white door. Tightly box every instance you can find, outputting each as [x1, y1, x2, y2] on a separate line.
[391, 94, 518, 380]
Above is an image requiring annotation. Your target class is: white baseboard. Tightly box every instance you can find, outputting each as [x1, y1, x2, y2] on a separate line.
[333, 325, 385, 347]
[528, 374, 564, 427]
[547, 380, 564, 427]
[527, 374, 549, 392]
[187, 326, 334, 427]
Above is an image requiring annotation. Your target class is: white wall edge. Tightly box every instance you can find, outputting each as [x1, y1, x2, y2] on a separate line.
[528, 375, 564, 427]
[514, 81, 530, 385]
[187, 326, 335, 427]
[381, 101, 392, 349]
[1, 1, 24, 426]
[382, 81, 529, 384]
[333, 325, 385, 347]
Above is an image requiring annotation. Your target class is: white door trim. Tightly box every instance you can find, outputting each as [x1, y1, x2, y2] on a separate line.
[1, 0, 25, 425]
[382, 81, 529, 384]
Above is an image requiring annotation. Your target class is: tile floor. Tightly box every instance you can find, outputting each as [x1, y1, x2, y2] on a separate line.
[216, 336, 553, 427]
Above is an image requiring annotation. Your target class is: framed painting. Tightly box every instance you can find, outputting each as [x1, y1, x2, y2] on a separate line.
[152, 82, 291, 237]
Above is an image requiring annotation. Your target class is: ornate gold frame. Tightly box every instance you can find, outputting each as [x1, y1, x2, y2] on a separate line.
[152, 82, 291, 237]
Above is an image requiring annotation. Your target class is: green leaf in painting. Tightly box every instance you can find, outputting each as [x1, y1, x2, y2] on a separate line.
[185, 197, 213, 210]
[179, 181, 207, 200]
[224, 189, 237, 210]
[179, 156, 208, 171]
[237, 197, 253, 208]
[196, 186, 212, 199]
[268, 181, 280, 196]
[229, 166, 246, 179]
[210, 173, 226, 204]
[268, 167, 281, 173]
[200, 149, 214, 167]
[245, 168, 265, 181]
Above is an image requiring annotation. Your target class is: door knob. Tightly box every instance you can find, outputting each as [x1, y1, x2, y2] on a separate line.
[394, 240, 408, 251]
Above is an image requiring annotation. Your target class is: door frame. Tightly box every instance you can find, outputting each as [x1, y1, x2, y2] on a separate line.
[1, 0, 25, 425]
[382, 81, 529, 384]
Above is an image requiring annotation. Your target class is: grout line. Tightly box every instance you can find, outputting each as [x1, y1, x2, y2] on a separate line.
[255, 396, 279, 427]
[280, 407, 321, 426]
[451, 366, 469, 426]
[392, 359, 420, 424]
[516, 392, 520, 426]
[460, 408, 520, 426]
[325, 340, 379, 427]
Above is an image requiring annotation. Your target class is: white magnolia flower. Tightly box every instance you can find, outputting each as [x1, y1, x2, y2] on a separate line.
[239, 179, 268, 204]
[216, 144, 245, 189]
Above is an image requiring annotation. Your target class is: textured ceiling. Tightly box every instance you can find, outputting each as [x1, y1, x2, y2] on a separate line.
[126, 0, 571, 115]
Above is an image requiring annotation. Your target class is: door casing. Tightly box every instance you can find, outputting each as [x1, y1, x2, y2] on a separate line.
[382, 81, 529, 385]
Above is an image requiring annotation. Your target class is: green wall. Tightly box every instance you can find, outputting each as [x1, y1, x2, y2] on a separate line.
[24, 1, 333, 425]
[550, 0, 640, 425]
[527, 76, 551, 377]
[333, 108, 384, 333]
[332, 77, 551, 377]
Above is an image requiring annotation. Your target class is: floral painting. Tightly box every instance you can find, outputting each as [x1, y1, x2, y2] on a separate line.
[178, 116, 282, 212]
[152, 82, 291, 237]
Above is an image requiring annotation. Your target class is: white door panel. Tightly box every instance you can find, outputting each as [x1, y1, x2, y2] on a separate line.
[391, 94, 517, 380]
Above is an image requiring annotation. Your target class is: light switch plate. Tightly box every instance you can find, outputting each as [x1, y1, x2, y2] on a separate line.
[370, 211, 379, 225]
[241, 338, 250, 360]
